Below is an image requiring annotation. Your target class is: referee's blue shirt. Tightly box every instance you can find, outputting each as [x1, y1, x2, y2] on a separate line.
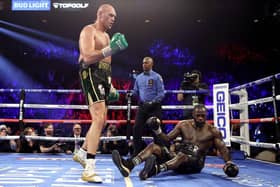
[133, 70, 165, 103]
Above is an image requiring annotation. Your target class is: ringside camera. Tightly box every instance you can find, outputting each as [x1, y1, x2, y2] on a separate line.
[183, 72, 198, 82]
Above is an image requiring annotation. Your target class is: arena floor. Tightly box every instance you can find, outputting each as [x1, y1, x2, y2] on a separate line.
[0, 153, 279, 187]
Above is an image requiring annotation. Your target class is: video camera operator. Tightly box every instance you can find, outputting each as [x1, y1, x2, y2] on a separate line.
[177, 70, 208, 119]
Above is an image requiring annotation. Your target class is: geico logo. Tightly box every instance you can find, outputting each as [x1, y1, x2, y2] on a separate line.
[217, 116, 226, 138]
[216, 91, 225, 103]
[216, 91, 227, 138]
[53, 3, 89, 9]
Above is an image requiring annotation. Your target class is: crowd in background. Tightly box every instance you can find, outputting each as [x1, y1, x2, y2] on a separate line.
[0, 72, 279, 161]
[0, 122, 131, 156]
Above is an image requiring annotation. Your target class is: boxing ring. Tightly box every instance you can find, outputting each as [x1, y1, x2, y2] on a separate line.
[0, 73, 280, 186]
[0, 153, 279, 187]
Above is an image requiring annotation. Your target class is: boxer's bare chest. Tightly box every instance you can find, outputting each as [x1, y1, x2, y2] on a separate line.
[182, 125, 213, 147]
[94, 31, 109, 50]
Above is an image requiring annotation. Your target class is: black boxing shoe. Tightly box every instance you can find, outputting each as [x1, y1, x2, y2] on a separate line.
[139, 155, 159, 180]
[112, 150, 133, 177]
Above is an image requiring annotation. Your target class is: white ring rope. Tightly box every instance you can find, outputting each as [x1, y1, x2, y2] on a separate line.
[1, 135, 278, 150]
[0, 89, 82, 93]
[230, 95, 280, 110]
[1, 73, 279, 94]
[0, 88, 208, 94]
[231, 137, 280, 150]
[0, 103, 213, 110]
[0, 95, 279, 110]
[0, 135, 154, 142]
[229, 73, 280, 92]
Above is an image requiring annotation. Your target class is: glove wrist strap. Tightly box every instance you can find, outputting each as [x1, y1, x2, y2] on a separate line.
[154, 128, 162, 135]
[225, 160, 233, 164]
[102, 46, 112, 58]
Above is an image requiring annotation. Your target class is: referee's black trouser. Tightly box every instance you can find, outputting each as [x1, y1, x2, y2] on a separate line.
[132, 102, 162, 157]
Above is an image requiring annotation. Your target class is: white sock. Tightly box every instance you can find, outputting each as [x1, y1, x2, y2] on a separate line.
[78, 148, 87, 159]
[85, 159, 96, 172]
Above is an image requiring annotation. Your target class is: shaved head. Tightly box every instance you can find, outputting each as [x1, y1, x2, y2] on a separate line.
[142, 56, 154, 72]
[96, 4, 116, 30]
[143, 56, 153, 64]
[97, 4, 116, 18]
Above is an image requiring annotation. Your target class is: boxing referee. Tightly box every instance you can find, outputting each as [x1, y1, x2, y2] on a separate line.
[131, 56, 165, 156]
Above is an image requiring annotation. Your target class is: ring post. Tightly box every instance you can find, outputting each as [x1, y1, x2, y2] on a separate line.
[18, 89, 25, 132]
[272, 76, 280, 161]
[231, 89, 250, 156]
[238, 89, 250, 156]
[126, 90, 132, 140]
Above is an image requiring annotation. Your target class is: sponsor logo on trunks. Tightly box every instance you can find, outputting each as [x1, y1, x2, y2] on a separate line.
[82, 70, 88, 79]
[98, 84, 105, 96]
[12, 0, 51, 11]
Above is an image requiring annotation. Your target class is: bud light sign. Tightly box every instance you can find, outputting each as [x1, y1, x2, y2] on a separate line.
[12, 0, 51, 11]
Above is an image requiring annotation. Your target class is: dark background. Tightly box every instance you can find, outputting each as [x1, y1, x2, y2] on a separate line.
[0, 0, 279, 88]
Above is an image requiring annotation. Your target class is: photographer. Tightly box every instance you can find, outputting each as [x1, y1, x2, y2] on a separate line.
[18, 127, 40, 153]
[177, 70, 208, 119]
[0, 124, 17, 152]
[39, 123, 65, 153]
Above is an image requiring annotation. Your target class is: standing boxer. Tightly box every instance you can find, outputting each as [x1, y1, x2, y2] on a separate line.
[73, 4, 128, 183]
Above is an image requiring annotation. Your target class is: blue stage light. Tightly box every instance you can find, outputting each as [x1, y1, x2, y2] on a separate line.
[0, 20, 76, 46]
[0, 54, 40, 88]
[0, 27, 78, 63]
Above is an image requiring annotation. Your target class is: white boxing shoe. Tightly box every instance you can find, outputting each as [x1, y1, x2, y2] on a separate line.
[81, 159, 102, 183]
[73, 148, 86, 168]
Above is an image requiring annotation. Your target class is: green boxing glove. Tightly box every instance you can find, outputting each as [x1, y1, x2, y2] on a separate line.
[107, 85, 120, 103]
[102, 33, 128, 58]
